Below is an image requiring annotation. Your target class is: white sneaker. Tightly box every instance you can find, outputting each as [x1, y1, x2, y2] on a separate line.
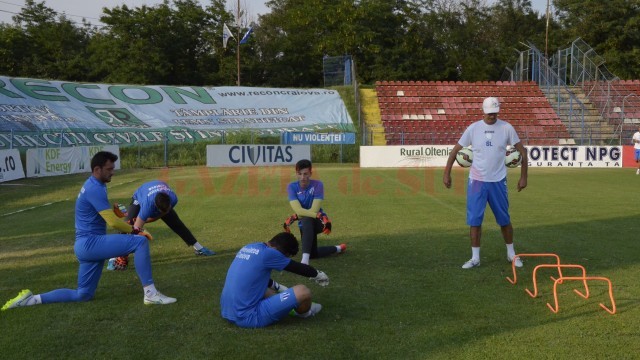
[509, 256, 523, 268]
[296, 302, 322, 318]
[143, 291, 177, 305]
[636, 169, 639, 175]
[461, 259, 480, 269]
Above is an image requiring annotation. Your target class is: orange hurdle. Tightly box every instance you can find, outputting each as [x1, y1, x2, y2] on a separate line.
[547, 276, 616, 315]
[506, 253, 563, 284]
[525, 264, 588, 298]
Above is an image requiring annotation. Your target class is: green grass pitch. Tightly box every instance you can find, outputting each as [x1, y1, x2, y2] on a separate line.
[1, 165, 639, 359]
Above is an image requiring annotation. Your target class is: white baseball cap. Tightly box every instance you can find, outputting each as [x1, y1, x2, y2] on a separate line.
[482, 97, 500, 114]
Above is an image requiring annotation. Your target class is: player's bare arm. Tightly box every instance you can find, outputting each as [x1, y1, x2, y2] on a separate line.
[443, 144, 463, 188]
[514, 142, 528, 192]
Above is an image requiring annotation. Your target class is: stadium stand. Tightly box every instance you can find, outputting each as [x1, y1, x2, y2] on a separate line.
[582, 79, 640, 143]
[375, 80, 570, 145]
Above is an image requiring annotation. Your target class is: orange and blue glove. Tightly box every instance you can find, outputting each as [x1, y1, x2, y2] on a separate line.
[283, 214, 299, 233]
[132, 226, 153, 241]
[316, 212, 332, 235]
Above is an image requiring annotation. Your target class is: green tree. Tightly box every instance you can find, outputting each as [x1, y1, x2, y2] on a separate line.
[554, 0, 640, 79]
[0, 0, 92, 80]
[88, 0, 231, 85]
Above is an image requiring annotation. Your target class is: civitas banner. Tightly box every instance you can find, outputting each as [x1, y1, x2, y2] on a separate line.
[0, 76, 355, 149]
[206, 145, 310, 167]
[25, 145, 120, 178]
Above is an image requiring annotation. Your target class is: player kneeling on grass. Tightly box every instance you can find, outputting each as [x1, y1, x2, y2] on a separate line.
[1, 152, 175, 312]
[108, 180, 216, 270]
[220, 232, 329, 328]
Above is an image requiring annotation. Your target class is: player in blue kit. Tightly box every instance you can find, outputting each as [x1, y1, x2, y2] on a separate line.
[1, 151, 176, 311]
[108, 180, 215, 270]
[443, 97, 528, 269]
[283, 159, 345, 265]
[220, 232, 329, 328]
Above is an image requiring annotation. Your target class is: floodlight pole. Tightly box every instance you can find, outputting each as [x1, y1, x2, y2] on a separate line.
[544, 0, 550, 59]
[236, 0, 241, 86]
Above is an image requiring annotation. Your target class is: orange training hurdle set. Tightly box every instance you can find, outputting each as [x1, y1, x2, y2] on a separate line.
[506, 253, 616, 315]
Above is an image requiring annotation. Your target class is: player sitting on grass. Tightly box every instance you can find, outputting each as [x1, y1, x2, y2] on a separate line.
[108, 180, 215, 270]
[220, 232, 329, 328]
[1, 151, 175, 311]
[284, 159, 345, 265]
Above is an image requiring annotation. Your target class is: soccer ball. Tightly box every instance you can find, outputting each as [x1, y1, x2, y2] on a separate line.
[456, 147, 473, 167]
[505, 146, 522, 168]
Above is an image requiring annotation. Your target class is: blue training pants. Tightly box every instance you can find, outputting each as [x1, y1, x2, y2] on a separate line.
[40, 233, 153, 304]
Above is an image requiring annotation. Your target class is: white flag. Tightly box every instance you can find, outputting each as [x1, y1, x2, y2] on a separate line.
[223, 23, 234, 49]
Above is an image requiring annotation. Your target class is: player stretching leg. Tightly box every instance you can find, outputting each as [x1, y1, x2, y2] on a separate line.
[2, 152, 175, 311]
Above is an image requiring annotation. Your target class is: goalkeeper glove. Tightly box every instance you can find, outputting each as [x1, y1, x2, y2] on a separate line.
[316, 212, 332, 235]
[311, 270, 329, 287]
[283, 214, 299, 233]
[108, 255, 129, 271]
[132, 227, 153, 241]
[113, 203, 128, 218]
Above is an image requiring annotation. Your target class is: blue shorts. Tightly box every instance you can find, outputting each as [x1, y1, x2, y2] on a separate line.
[635, 149, 640, 162]
[233, 288, 299, 328]
[466, 178, 510, 227]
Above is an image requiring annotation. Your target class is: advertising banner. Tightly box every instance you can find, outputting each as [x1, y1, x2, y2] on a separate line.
[206, 145, 310, 167]
[526, 145, 621, 167]
[26, 145, 120, 177]
[0, 149, 25, 182]
[0, 76, 354, 149]
[360, 145, 453, 167]
[282, 132, 356, 144]
[360, 145, 623, 168]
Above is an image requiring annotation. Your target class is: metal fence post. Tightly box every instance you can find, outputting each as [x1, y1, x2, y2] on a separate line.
[164, 132, 168, 167]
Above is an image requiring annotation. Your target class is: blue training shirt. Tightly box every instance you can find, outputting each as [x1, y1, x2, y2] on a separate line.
[75, 176, 111, 237]
[133, 180, 178, 221]
[287, 179, 324, 209]
[220, 242, 291, 322]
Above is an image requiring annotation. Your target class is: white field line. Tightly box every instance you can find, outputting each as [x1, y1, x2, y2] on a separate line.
[1, 178, 140, 218]
[2, 199, 70, 217]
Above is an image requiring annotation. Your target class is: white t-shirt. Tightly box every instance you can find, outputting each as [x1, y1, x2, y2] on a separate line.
[632, 132, 640, 149]
[458, 119, 520, 182]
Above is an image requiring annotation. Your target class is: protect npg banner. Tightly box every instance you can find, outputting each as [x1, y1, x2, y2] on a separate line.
[206, 145, 310, 167]
[0, 149, 25, 182]
[0, 76, 355, 149]
[526, 145, 621, 167]
[26, 145, 120, 177]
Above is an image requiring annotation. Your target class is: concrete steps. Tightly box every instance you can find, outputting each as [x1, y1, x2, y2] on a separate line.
[359, 88, 386, 145]
[541, 86, 616, 144]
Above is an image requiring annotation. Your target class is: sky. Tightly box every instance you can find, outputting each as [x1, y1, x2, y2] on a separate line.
[0, 0, 551, 26]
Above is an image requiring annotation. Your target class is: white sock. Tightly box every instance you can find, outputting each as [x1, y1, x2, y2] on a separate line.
[301, 253, 310, 265]
[335, 245, 342, 253]
[143, 284, 158, 297]
[506, 243, 516, 258]
[24, 294, 41, 306]
[471, 247, 480, 261]
[193, 242, 203, 251]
